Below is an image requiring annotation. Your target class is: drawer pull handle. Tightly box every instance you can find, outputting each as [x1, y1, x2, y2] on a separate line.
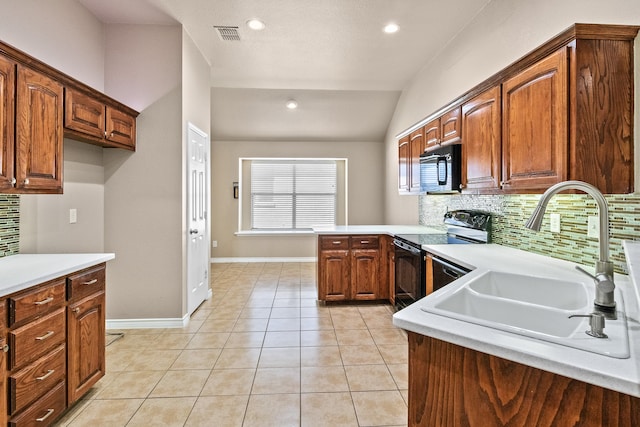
[332, 241, 341, 245]
[82, 279, 98, 285]
[34, 297, 54, 306]
[35, 331, 54, 341]
[36, 408, 54, 422]
[360, 240, 369, 244]
[36, 369, 55, 381]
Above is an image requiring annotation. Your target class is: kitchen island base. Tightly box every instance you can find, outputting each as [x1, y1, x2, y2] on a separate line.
[408, 332, 640, 427]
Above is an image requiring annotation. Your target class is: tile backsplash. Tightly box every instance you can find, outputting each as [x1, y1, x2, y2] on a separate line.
[419, 193, 640, 274]
[0, 195, 19, 257]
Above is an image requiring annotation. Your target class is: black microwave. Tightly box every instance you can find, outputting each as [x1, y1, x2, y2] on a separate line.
[419, 144, 462, 193]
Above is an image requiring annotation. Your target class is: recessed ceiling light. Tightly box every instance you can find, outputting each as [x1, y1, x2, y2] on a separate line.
[286, 100, 298, 110]
[247, 19, 266, 31]
[383, 23, 399, 34]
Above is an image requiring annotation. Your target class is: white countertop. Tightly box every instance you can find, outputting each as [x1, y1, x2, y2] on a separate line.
[0, 253, 115, 296]
[312, 225, 444, 235]
[393, 243, 640, 397]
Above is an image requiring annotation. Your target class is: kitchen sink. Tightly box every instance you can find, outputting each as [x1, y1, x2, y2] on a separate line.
[421, 270, 630, 358]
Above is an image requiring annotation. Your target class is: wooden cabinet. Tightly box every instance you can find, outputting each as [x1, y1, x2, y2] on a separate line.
[384, 236, 395, 305]
[424, 107, 462, 152]
[318, 235, 385, 301]
[407, 332, 640, 426]
[65, 88, 136, 151]
[397, 136, 410, 193]
[1, 262, 107, 425]
[409, 128, 424, 193]
[501, 48, 568, 191]
[461, 86, 501, 191]
[66, 264, 106, 404]
[0, 54, 15, 192]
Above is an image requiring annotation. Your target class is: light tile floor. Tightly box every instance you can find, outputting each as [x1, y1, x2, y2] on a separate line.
[55, 262, 408, 427]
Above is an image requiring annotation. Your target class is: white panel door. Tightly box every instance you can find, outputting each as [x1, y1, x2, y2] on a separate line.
[187, 123, 210, 315]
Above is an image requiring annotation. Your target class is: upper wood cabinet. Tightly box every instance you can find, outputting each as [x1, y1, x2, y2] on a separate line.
[398, 135, 410, 193]
[501, 48, 568, 191]
[461, 86, 501, 191]
[15, 65, 64, 194]
[409, 128, 424, 193]
[424, 107, 462, 153]
[398, 24, 639, 195]
[65, 88, 136, 151]
[0, 39, 138, 194]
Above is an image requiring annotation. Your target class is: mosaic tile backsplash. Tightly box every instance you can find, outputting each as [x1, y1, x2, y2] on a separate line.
[419, 193, 640, 274]
[0, 195, 19, 258]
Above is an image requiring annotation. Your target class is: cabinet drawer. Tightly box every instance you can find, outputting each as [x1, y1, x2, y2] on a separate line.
[351, 236, 379, 249]
[10, 344, 66, 415]
[67, 264, 105, 301]
[9, 308, 65, 370]
[320, 236, 349, 250]
[9, 380, 65, 427]
[9, 280, 65, 327]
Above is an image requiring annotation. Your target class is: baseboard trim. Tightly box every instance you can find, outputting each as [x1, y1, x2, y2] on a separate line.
[106, 314, 190, 330]
[211, 257, 317, 263]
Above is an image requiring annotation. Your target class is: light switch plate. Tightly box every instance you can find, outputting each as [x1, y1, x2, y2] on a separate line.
[549, 213, 560, 233]
[212, 240, 218, 248]
[69, 208, 77, 224]
[587, 216, 599, 238]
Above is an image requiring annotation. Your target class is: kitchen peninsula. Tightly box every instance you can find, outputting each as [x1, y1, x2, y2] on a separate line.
[393, 244, 640, 426]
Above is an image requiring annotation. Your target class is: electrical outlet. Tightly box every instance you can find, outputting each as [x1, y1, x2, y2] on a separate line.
[587, 216, 599, 238]
[69, 208, 77, 224]
[549, 213, 560, 233]
[212, 240, 218, 248]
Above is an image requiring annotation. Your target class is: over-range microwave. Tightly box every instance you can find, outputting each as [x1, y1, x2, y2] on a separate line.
[419, 144, 462, 194]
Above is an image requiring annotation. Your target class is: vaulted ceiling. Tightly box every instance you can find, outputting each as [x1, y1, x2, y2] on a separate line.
[78, 0, 491, 141]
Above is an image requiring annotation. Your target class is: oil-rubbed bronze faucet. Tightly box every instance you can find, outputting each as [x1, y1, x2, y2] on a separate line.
[525, 180, 616, 317]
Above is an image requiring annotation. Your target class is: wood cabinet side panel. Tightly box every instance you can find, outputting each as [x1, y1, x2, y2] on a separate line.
[571, 38, 634, 193]
[398, 136, 410, 193]
[408, 332, 640, 427]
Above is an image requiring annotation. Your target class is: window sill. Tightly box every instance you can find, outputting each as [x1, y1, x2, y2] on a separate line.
[235, 230, 317, 237]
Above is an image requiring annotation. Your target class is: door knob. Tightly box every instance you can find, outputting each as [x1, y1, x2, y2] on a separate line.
[189, 229, 199, 235]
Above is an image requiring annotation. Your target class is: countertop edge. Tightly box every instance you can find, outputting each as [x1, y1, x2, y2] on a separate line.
[0, 253, 115, 297]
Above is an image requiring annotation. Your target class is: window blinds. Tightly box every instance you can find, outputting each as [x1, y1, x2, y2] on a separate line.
[251, 160, 337, 230]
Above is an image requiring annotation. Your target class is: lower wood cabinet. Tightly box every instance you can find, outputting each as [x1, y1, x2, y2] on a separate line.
[318, 235, 388, 302]
[407, 332, 640, 426]
[0, 262, 106, 426]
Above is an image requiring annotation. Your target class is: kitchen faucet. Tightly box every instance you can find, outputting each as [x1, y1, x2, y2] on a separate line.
[525, 180, 616, 317]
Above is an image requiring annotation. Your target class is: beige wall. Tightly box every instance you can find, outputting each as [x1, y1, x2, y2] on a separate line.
[384, 0, 640, 224]
[211, 140, 385, 258]
[103, 24, 184, 320]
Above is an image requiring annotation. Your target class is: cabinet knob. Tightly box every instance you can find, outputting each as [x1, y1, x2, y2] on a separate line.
[24, 178, 29, 185]
[73, 307, 80, 314]
[10, 177, 16, 186]
[2, 344, 8, 353]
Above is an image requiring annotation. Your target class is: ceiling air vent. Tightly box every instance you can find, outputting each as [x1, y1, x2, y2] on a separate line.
[214, 26, 241, 41]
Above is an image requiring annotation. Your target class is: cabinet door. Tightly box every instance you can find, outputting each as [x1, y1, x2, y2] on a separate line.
[0, 54, 15, 192]
[461, 86, 501, 191]
[318, 251, 350, 301]
[502, 48, 568, 191]
[15, 65, 63, 194]
[409, 128, 424, 193]
[398, 136, 410, 193]
[105, 107, 136, 150]
[440, 107, 461, 145]
[351, 249, 380, 300]
[424, 118, 440, 151]
[64, 89, 106, 139]
[67, 292, 105, 404]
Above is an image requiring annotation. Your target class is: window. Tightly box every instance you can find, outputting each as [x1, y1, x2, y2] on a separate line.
[250, 160, 337, 230]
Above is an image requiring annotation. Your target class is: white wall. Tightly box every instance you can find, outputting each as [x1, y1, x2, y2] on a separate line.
[103, 24, 184, 320]
[384, 0, 640, 224]
[211, 140, 385, 258]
